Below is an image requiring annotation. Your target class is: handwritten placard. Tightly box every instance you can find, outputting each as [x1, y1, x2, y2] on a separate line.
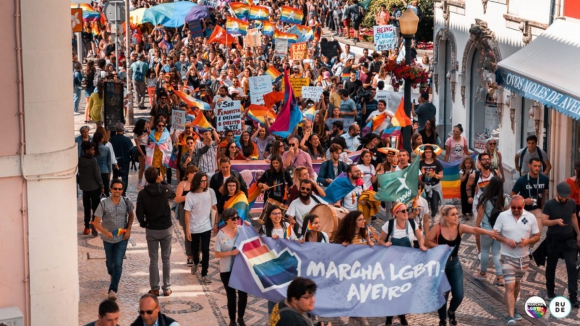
[290, 42, 308, 60]
[281, 78, 310, 97]
[171, 109, 186, 131]
[301, 86, 324, 101]
[374, 25, 396, 51]
[275, 39, 288, 58]
[249, 75, 273, 105]
[216, 100, 243, 136]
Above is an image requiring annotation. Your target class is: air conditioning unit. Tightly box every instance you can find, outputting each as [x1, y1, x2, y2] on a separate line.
[0, 307, 24, 326]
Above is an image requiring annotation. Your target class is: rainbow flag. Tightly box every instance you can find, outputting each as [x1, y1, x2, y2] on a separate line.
[284, 226, 293, 239]
[265, 65, 282, 83]
[219, 192, 251, 228]
[230, 2, 250, 19]
[249, 5, 270, 20]
[240, 236, 299, 290]
[112, 228, 127, 237]
[306, 220, 313, 232]
[381, 98, 412, 139]
[294, 24, 313, 42]
[246, 104, 277, 125]
[173, 90, 211, 111]
[341, 72, 351, 82]
[313, 25, 322, 42]
[393, 97, 412, 127]
[269, 69, 303, 138]
[263, 91, 284, 109]
[363, 112, 388, 136]
[273, 28, 298, 43]
[440, 159, 462, 199]
[71, 3, 95, 11]
[226, 16, 249, 36]
[243, 0, 253, 5]
[82, 10, 101, 22]
[186, 110, 213, 133]
[280, 6, 303, 24]
[262, 21, 275, 37]
[247, 183, 262, 209]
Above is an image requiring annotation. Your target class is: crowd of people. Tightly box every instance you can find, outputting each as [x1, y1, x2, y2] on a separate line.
[75, 0, 580, 325]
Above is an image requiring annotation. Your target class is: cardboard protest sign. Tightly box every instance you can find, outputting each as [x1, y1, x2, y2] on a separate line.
[249, 75, 273, 105]
[275, 39, 288, 58]
[374, 25, 396, 51]
[244, 28, 262, 47]
[290, 42, 308, 60]
[281, 78, 310, 97]
[171, 109, 186, 131]
[216, 100, 243, 137]
[301, 86, 324, 101]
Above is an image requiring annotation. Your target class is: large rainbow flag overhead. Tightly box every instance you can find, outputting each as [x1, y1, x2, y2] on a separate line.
[440, 154, 478, 199]
[265, 65, 282, 83]
[262, 20, 275, 37]
[218, 192, 251, 228]
[269, 69, 303, 138]
[230, 2, 250, 19]
[381, 98, 412, 139]
[186, 109, 213, 133]
[248, 5, 270, 20]
[273, 28, 298, 43]
[226, 16, 249, 36]
[173, 90, 211, 111]
[246, 104, 277, 125]
[280, 6, 303, 24]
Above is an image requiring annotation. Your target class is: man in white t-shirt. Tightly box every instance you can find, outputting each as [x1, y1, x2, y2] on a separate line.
[286, 179, 324, 234]
[493, 195, 540, 325]
[228, 77, 244, 97]
[366, 100, 394, 134]
[341, 164, 364, 211]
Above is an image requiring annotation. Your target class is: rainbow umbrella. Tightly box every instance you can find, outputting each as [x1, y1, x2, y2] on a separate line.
[142, 2, 197, 28]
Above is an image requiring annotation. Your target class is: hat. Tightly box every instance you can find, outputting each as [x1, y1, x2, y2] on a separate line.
[557, 182, 571, 197]
[377, 147, 399, 156]
[323, 71, 331, 79]
[115, 122, 125, 132]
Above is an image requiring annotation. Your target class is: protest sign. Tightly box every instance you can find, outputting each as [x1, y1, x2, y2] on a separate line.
[229, 226, 451, 317]
[188, 20, 203, 38]
[171, 109, 186, 131]
[216, 100, 243, 137]
[290, 42, 308, 60]
[244, 28, 262, 47]
[249, 75, 272, 105]
[301, 86, 324, 101]
[374, 25, 396, 51]
[281, 77, 310, 97]
[275, 39, 288, 58]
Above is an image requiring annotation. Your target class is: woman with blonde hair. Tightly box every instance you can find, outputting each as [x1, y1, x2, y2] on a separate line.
[425, 205, 497, 326]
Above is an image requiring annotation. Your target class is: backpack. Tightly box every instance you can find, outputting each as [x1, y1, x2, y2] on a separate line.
[518, 147, 546, 176]
[134, 62, 145, 82]
[95, 196, 132, 228]
[385, 218, 416, 244]
[483, 197, 503, 227]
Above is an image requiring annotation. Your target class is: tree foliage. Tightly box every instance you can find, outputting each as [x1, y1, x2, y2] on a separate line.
[361, 0, 434, 42]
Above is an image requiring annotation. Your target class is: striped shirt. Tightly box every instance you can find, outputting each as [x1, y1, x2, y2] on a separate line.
[195, 142, 218, 176]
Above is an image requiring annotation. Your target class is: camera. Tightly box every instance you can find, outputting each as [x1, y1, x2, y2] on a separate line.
[531, 198, 537, 207]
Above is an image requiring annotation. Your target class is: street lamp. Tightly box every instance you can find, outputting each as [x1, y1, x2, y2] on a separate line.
[399, 9, 419, 153]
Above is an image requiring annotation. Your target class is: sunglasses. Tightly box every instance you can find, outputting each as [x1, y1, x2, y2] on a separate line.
[157, 124, 165, 127]
[301, 187, 312, 191]
[511, 206, 524, 210]
[112, 187, 123, 191]
[230, 216, 239, 221]
[488, 142, 496, 145]
[139, 305, 158, 315]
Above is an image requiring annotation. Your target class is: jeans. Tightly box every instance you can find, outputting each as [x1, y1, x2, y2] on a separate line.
[178, 206, 192, 257]
[82, 188, 101, 228]
[426, 191, 441, 221]
[74, 87, 82, 112]
[438, 257, 464, 321]
[103, 240, 129, 292]
[191, 230, 211, 276]
[220, 272, 247, 321]
[545, 235, 578, 299]
[146, 227, 173, 292]
[480, 223, 502, 275]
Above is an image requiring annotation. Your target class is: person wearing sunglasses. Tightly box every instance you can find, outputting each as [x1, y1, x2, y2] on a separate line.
[131, 293, 179, 326]
[145, 119, 173, 182]
[149, 89, 172, 129]
[92, 179, 134, 301]
[485, 138, 505, 183]
[492, 195, 540, 325]
[287, 179, 324, 236]
[214, 208, 250, 326]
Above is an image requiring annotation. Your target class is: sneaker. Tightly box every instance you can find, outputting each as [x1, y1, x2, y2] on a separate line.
[108, 290, 117, 300]
[90, 224, 98, 237]
[473, 271, 487, 280]
[74, 112, 82, 115]
[187, 258, 194, 267]
[83, 228, 90, 235]
[200, 276, 212, 283]
[191, 264, 198, 275]
[513, 309, 522, 321]
[506, 317, 516, 325]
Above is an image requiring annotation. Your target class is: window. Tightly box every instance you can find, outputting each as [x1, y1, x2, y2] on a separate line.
[469, 49, 499, 152]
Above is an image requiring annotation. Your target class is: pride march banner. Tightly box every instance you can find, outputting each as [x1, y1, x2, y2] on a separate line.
[229, 226, 452, 317]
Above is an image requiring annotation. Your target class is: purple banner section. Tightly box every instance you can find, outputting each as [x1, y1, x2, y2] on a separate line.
[228, 226, 452, 317]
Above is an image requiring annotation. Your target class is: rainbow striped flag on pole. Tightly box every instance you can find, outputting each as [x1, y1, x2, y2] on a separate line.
[280, 6, 303, 24]
[248, 5, 270, 20]
[226, 16, 249, 36]
[230, 2, 250, 19]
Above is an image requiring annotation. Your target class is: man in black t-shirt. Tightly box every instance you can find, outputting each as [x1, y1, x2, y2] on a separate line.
[541, 182, 580, 306]
[344, 71, 362, 98]
[511, 157, 549, 229]
[270, 277, 327, 326]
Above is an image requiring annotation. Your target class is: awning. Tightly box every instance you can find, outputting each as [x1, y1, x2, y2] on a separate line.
[498, 19, 580, 120]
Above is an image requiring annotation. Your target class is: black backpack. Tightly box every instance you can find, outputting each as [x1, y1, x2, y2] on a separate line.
[519, 147, 546, 176]
[483, 197, 503, 227]
[385, 219, 416, 243]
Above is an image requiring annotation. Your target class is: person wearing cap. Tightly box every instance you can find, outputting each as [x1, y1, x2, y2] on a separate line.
[131, 54, 149, 109]
[109, 122, 134, 195]
[540, 182, 580, 306]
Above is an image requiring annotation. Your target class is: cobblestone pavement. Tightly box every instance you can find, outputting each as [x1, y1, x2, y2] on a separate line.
[75, 99, 578, 326]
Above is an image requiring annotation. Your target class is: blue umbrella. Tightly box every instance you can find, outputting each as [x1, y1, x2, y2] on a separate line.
[142, 2, 197, 28]
[185, 5, 209, 22]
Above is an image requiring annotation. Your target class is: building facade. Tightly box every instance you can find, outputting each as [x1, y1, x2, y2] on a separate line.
[432, 0, 580, 192]
[0, 0, 79, 324]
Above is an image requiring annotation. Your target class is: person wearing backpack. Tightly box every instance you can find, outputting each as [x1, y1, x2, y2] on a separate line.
[514, 135, 551, 176]
[378, 202, 427, 325]
[92, 179, 135, 300]
[131, 54, 150, 109]
[473, 176, 508, 286]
